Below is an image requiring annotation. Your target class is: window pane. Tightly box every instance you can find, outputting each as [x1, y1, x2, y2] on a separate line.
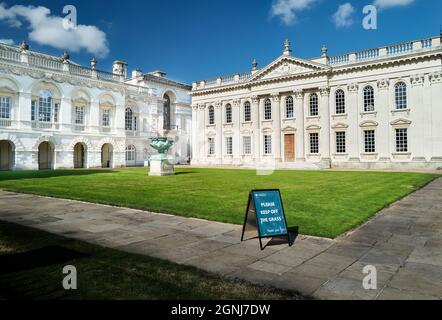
[226, 137, 233, 155]
[364, 86, 375, 112]
[364, 130, 376, 153]
[395, 82, 407, 109]
[126, 145, 136, 161]
[264, 99, 272, 120]
[0, 97, 11, 119]
[286, 96, 294, 118]
[208, 138, 215, 155]
[336, 131, 346, 153]
[209, 106, 215, 125]
[125, 108, 133, 130]
[310, 94, 318, 116]
[243, 136, 252, 155]
[396, 129, 408, 152]
[264, 135, 272, 154]
[335, 90, 345, 114]
[225, 105, 232, 123]
[75, 106, 84, 125]
[244, 102, 251, 122]
[310, 133, 319, 154]
[102, 109, 110, 127]
[39, 92, 52, 122]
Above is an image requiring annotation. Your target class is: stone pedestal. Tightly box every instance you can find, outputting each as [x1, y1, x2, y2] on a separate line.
[149, 156, 175, 176]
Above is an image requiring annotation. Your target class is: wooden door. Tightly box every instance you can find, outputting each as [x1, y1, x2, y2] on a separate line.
[284, 134, 295, 162]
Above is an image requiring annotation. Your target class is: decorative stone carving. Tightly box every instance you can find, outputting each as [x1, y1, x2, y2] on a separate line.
[429, 72, 442, 84]
[233, 99, 241, 107]
[347, 83, 359, 92]
[294, 89, 304, 99]
[411, 74, 425, 86]
[377, 79, 390, 90]
[251, 95, 259, 104]
[215, 101, 222, 109]
[319, 87, 330, 96]
[271, 93, 280, 102]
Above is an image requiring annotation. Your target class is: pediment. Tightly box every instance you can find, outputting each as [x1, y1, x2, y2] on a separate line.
[390, 118, 412, 126]
[360, 120, 379, 128]
[249, 56, 329, 82]
[282, 125, 296, 132]
[332, 123, 349, 129]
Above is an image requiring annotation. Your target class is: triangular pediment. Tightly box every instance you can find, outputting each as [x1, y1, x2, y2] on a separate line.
[390, 118, 412, 126]
[249, 56, 329, 82]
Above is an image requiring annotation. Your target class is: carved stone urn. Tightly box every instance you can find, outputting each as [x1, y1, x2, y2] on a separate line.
[149, 137, 175, 176]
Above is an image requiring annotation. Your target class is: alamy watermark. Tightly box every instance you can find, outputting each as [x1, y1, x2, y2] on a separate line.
[62, 265, 78, 290]
[362, 265, 377, 290]
[62, 5, 77, 30]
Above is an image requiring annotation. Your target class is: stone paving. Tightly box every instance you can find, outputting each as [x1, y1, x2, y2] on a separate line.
[0, 178, 441, 300]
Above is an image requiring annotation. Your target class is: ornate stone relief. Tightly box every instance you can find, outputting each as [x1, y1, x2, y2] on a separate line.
[319, 87, 330, 96]
[377, 79, 390, 90]
[429, 72, 442, 84]
[347, 83, 359, 92]
[411, 74, 425, 86]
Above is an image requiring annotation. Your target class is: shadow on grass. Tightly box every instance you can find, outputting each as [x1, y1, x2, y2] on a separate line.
[0, 245, 88, 274]
[0, 169, 115, 182]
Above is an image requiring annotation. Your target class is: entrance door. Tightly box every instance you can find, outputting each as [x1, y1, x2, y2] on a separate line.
[0, 141, 12, 171]
[74, 143, 85, 168]
[38, 142, 53, 170]
[101, 144, 113, 168]
[284, 134, 295, 162]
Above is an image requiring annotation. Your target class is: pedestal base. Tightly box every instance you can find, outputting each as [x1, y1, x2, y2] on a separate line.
[149, 158, 175, 176]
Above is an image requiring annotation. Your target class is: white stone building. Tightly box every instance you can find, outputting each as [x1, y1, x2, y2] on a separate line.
[190, 35, 442, 170]
[0, 41, 191, 171]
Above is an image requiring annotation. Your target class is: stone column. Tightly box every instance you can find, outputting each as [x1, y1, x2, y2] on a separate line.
[347, 83, 359, 161]
[89, 99, 100, 134]
[115, 104, 125, 136]
[271, 93, 282, 162]
[233, 99, 241, 164]
[191, 104, 199, 163]
[410, 75, 426, 161]
[198, 104, 206, 161]
[319, 87, 331, 164]
[60, 97, 72, 132]
[377, 79, 390, 161]
[17, 92, 32, 130]
[251, 96, 260, 164]
[294, 89, 305, 161]
[215, 101, 223, 163]
[429, 72, 442, 160]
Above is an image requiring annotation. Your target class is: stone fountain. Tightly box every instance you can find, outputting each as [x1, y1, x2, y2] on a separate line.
[149, 137, 175, 176]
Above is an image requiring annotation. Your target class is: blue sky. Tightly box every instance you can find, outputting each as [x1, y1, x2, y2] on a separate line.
[0, 0, 441, 84]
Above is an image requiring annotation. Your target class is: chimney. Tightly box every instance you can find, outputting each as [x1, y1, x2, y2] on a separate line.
[112, 60, 128, 78]
[150, 70, 167, 78]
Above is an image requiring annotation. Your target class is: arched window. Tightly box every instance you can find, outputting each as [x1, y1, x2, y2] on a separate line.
[264, 99, 272, 120]
[335, 89, 345, 114]
[208, 106, 215, 125]
[225, 104, 232, 123]
[363, 86, 375, 112]
[286, 96, 294, 118]
[163, 94, 171, 130]
[126, 145, 136, 161]
[309, 93, 318, 116]
[244, 102, 251, 122]
[0, 96, 11, 120]
[39, 91, 52, 122]
[395, 82, 407, 109]
[125, 108, 133, 131]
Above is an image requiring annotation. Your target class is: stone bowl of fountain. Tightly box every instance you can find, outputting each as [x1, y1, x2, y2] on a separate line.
[149, 137, 175, 176]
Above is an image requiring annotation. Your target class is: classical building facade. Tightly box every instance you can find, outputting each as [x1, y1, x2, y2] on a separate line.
[0, 41, 191, 171]
[190, 35, 442, 170]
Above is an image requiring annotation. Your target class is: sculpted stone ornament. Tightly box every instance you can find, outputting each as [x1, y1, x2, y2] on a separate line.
[149, 137, 175, 176]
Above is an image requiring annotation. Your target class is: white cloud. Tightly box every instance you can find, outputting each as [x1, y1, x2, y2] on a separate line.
[0, 38, 14, 45]
[373, 0, 415, 9]
[0, 3, 109, 57]
[270, 0, 318, 25]
[332, 3, 355, 28]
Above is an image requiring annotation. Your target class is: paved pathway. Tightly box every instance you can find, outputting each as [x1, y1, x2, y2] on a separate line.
[0, 178, 441, 300]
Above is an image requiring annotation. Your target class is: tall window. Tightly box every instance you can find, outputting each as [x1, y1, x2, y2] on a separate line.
[286, 96, 294, 118]
[309, 133, 319, 154]
[244, 102, 251, 122]
[225, 104, 232, 124]
[102, 109, 111, 127]
[335, 89, 346, 114]
[309, 93, 318, 116]
[208, 138, 215, 155]
[0, 97, 11, 119]
[54, 103, 60, 123]
[125, 108, 133, 131]
[336, 132, 346, 153]
[264, 99, 272, 120]
[208, 106, 215, 125]
[364, 130, 376, 153]
[126, 145, 136, 161]
[31, 100, 36, 121]
[226, 137, 233, 155]
[363, 86, 375, 112]
[264, 135, 272, 155]
[396, 129, 408, 152]
[163, 94, 171, 130]
[39, 91, 52, 122]
[74, 106, 85, 125]
[243, 136, 252, 155]
[395, 82, 407, 109]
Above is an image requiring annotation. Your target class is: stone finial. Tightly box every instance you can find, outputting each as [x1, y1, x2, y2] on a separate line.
[19, 40, 29, 52]
[283, 39, 292, 56]
[252, 58, 258, 71]
[61, 50, 70, 62]
[321, 45, 328, 57]
[91, 57, 97, 69]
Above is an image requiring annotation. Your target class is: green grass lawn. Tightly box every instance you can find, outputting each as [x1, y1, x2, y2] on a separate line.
[0, 168, 437, 238]
[0, 221, 300, 300]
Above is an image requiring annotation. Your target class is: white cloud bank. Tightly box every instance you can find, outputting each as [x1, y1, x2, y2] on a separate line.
[270, 0, 318, 25]
[332, 3, 355, 28]
[373, 0, 415, 9]
[0, 38, 14, 45]
[0, 3, 109, 57]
